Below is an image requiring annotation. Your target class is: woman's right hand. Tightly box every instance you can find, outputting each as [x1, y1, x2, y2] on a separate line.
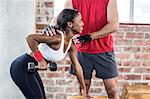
[38, 58, 47, 70]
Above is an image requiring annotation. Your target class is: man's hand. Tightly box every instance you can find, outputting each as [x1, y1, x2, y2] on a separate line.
[76, 34, 92, 43]
[43, 25, 56, 36]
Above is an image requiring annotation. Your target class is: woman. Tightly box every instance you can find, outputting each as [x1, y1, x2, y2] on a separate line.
[10, 9, 86, 99]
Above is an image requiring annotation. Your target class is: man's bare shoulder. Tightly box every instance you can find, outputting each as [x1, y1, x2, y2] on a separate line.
[64, 0, 73, 8]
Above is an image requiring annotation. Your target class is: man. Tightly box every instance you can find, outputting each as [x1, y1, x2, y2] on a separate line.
[66, 0, 119, 99]
[46, 0, 119, 98]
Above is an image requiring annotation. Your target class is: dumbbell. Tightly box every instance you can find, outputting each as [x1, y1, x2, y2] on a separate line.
[49, 62, 57, 71]
[27, 62, 57, 72]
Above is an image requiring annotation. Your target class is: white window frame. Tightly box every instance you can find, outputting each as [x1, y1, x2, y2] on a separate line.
[129, 0, 134, 22]
[119, 0, 150, 24]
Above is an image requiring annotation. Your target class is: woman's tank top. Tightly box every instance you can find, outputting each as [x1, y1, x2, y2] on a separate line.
[38, 32, 72, 62]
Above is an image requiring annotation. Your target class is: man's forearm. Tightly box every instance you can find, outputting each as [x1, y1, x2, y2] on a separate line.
[91, 22, 118, 39]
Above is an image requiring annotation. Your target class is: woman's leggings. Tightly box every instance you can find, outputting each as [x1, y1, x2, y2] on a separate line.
[10, 53, 46, 99]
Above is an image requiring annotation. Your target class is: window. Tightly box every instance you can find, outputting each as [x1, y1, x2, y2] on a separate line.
[134, 0, 150, 23]
[54, 0, 150, 24]
[117, 0, 130, 23]
[117, 0, 150, 24]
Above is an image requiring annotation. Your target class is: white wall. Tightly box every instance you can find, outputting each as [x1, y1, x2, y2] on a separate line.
[0, 0, 35, 98]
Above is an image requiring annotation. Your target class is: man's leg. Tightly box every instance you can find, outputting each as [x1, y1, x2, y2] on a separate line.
[75, 52, 93, 97]
[85, 80, 91, 95]
[92, 51, 119, 99]
[103, 77, 119, 99]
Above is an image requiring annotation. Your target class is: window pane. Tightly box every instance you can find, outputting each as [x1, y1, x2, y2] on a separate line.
[134, 0, 150, 23]
[54, 0, 150, 24]
[117, 0, 130, 23]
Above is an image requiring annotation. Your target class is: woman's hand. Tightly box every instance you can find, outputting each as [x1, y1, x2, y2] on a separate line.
[81, 88, 87, 97]
[38, 58, 48, 70]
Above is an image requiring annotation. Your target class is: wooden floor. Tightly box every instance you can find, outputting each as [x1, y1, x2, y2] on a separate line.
[67, 85, 150, 99]
[122, 85, 150, 99]
[67, 96, 108, 99]
[67, 95, 150, 99]
[122, 94, 150, 99]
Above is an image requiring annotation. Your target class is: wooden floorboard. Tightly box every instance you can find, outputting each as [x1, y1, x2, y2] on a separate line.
[67, 96, 108, 99]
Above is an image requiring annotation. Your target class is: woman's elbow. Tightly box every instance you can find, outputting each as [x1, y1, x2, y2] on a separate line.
[26, 33, 34, 43]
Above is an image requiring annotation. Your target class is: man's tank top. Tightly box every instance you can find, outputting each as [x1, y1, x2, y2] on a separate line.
[38, 32, 72, 62]
[72, 0, 114, 53]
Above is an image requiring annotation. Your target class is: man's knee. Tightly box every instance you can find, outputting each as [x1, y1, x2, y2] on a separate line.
[103, 77, 118, 95]
[107, 87, 120, 99]
[107, 87, 118, 95]
[108, 88, 118, 94]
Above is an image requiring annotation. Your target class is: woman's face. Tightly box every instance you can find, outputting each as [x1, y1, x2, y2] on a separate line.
[72, 13, 84, 33]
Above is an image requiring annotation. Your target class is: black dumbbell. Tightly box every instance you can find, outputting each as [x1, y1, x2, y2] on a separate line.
[49, 62, 57, 71]
[27, 62, 57, 72]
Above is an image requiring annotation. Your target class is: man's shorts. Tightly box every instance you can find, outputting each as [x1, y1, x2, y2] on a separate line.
[69, 50, 118, 80]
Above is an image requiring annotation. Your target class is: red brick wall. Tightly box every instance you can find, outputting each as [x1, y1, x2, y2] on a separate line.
[35, 1, 150, 99]
[38, 25, 150, 99]
[115, 25, 150, 82]
[36, 0, 54, 33]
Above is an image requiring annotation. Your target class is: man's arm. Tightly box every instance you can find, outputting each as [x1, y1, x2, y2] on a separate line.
[44, 0, 73, 36]
[50, 0, 73, 25]
[91, 0, 119, 39]
[64, 0, 73, 8]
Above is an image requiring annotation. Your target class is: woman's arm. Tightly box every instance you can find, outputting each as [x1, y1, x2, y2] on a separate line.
[68, 43, 86, 96]
[26, 33, 58, 69]
[26, 33, 58, 53]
